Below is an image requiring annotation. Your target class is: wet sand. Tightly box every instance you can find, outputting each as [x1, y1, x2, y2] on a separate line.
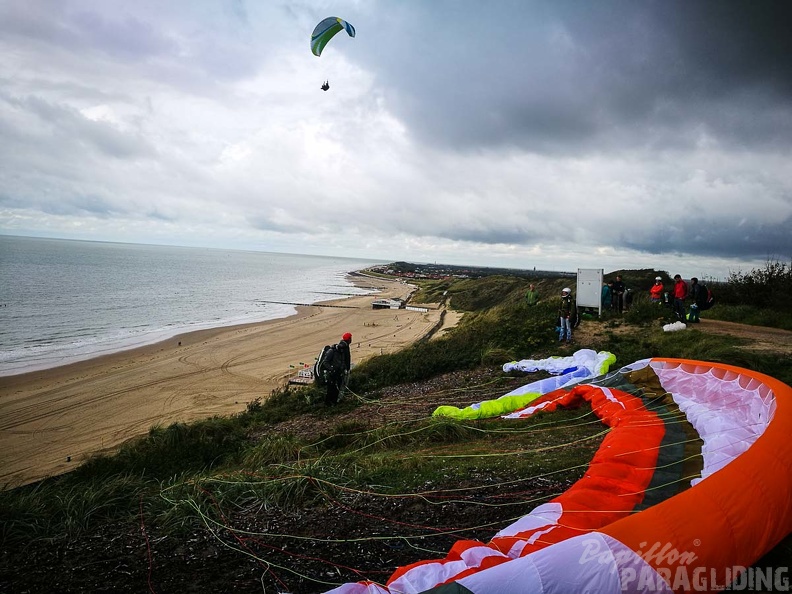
[0, 274, 445, 487]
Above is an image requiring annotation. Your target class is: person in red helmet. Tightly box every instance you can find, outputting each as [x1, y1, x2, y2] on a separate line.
[323, 332, 352, 406]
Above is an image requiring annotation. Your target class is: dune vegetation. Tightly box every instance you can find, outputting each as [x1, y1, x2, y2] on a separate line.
[2, 261, 791, 593]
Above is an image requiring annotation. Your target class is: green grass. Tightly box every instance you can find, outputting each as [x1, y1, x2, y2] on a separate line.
[154, 409, 605, 525]
[2, 268, 791, 583]
[705, 303, 792, 331]
[71, 416, 248, 481]
[0, 399, 604, 547]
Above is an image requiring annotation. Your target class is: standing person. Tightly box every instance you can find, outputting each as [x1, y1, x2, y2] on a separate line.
[612, 275, 626, 313]
[601, 281, 612, 311]
[650, 276, 664, 303]
[558, 287, 574, 343]
[525, 284, 539, 306]
[673, 275, 689, 322]
[688, 277, 707, 323]
[323, 332, 352, 406]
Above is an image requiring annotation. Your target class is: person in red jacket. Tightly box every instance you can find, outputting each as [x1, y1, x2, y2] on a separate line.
[650, 276, 664, 303]
[673, 275, 689, 321]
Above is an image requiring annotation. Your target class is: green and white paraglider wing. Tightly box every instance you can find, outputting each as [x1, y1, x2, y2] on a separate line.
[310, 17, 355, 57]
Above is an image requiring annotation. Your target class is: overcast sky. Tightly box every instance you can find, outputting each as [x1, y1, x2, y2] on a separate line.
[1, 1, 791, 278]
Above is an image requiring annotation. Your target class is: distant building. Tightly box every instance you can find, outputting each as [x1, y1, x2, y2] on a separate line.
[372, 298, 405, 310]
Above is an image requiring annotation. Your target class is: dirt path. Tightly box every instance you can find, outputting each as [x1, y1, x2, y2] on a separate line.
[576, 315, 792, 356]
[694, 319, 792, 354]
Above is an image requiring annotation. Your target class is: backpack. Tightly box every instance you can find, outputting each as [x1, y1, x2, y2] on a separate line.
[313, 344, 338, 386]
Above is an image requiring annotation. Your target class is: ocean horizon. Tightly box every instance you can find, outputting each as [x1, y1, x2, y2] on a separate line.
[0, 235, 385, 377]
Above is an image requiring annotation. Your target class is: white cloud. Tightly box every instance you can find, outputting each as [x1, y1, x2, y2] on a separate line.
[1, 1, 791, 280]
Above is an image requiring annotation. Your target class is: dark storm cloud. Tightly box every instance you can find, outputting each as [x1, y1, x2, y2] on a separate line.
[652, 2, 792, 96]
[1, 1, 788, 274]
[622, 216, 792, 260]
[359, 1, 792, 154]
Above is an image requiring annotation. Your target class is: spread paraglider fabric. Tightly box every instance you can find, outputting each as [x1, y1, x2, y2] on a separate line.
[433, 350, 616, 420]
[311, 17, 356, 57]
[502, 349, 615, 376]
[324, 358, 792, 594]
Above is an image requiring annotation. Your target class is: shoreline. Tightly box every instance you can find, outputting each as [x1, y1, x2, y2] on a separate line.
[0, 273, 444, 488]
[0, 271, 382, 380]
[0, 312, 309, 383]
[0, 271, 392, 386]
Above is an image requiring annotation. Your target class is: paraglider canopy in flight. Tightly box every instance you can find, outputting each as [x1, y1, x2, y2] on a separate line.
[311, 17, 355, 57]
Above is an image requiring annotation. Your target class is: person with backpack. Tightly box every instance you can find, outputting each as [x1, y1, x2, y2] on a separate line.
[687, 278, 710, 323]
[317, 332, 353, 405]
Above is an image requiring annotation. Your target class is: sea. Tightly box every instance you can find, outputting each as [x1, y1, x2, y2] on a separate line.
[0, 235, 385, 377]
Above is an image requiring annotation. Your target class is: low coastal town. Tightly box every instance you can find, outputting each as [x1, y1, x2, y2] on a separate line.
[368, 262, 574, 281]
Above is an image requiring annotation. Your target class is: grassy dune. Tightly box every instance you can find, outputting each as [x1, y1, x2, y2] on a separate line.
[2, 264, 791, 593]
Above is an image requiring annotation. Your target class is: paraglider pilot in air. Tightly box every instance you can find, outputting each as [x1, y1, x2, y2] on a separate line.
[312, 17, 355, 93]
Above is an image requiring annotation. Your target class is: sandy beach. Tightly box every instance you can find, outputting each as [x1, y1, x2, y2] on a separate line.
[0, 274, 448, 488]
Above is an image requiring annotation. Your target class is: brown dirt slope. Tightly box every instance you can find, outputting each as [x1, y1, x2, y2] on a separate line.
[574, 317, 792, 357]
[695, 318, 792, 355]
